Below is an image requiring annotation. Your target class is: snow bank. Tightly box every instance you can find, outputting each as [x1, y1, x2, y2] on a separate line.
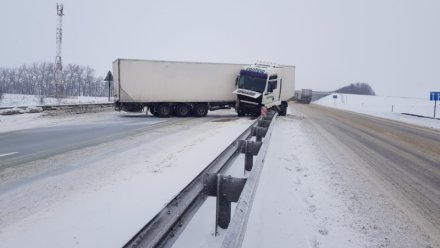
[0, 107, 24, 115]
[0, 107, 43, 115]
[315, 94, 440, 129]
[0, 93, 111, 108]
[0, 110, 116, 133]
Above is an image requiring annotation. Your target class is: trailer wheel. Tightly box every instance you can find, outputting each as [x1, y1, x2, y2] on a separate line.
[157, 103, 171, 117]
[279, 102, 288, 116]
[175, 104, 190, 117]
[192, 104, 208, 117]
[237, 108, 245, 117]
[149, 106, 156, 115]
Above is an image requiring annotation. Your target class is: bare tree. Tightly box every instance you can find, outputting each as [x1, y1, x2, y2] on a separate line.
[335, 82, 376, 95]
[0, 62, 107, 97]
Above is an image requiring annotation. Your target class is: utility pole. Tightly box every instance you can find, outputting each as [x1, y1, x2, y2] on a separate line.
[55, 3, 64, 98]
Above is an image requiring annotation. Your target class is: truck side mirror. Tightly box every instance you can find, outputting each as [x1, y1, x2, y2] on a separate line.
[235, 76, 239, 86]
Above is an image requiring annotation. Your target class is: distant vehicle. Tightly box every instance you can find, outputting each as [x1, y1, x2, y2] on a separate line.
[296, 89, 312, 104]
[113, 59, 295, 117]
[294, 90, 301, 101]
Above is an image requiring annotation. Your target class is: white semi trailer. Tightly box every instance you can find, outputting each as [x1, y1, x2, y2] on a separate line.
[113, 59, 295, 117]
[297, 89, 312, 104]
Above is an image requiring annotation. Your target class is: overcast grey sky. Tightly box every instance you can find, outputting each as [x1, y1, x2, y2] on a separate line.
[1, 0, 439, 98]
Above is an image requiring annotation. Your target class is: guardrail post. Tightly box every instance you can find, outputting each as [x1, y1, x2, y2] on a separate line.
[244, 153, 253, 171]
[252, 126, 268, 142]
[257, 119, 271, 128]
[221, 111, 278, 248]
[238, 140, 262, 171]
[203, 173, 247, 234]
[217, 174, 231, 230]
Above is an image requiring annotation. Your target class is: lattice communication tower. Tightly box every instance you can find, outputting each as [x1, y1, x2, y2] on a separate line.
[55, 3, 64, 97]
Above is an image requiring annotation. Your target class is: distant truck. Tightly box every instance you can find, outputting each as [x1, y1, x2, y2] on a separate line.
[113, 59, 295, 117]
[295, 89, 312, 104]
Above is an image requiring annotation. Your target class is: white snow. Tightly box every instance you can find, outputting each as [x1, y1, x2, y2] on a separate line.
[0, 95, 438, 247]
[0, 93, 111, 108]
[241, 107, 434, 248]
[315, 93, 440, 130]
[0, 110, 116, 133]
[242, 112, 366, 247]
[0, 110, 255, 248]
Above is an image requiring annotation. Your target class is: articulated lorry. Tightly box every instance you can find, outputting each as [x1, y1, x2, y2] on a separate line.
[296, 89, 312, 104]
[113, 59, 295, 117]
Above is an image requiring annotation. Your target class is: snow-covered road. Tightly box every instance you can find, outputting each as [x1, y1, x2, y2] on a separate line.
[242, 103, 439, 248]
[0, 110, 255, 247]
[0, 102, 438, 248]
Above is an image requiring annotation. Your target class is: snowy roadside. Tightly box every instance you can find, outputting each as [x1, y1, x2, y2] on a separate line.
[0, 93, 110, 108]
[1, 101, 437, 247]
[0, 93, 114, 133]
[314, 94, 440, 130]
[0, 110, 117, 133]
[241, 106, 435, 248]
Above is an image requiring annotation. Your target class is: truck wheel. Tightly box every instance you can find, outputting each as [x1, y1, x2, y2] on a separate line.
[192, 104, 208, 117]
[279, 102, 287, 116]
[157, 103, 171, 117]
[280, 108, 287, 116]
[175, 104, 190, 117]
[149, 106, 156, 115]
[151, 106, 159, 117]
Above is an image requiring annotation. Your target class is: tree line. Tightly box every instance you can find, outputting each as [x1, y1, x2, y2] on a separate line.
[0, 62, 109, 97]
[335, 82, 376, 95]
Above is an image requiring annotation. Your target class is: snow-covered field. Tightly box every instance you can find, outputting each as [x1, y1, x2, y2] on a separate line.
[315, 93, 440, 130]
[0, 95, 438, 247]
[0, 93, 110, 107]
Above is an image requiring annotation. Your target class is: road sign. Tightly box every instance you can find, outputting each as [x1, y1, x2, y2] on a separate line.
[104, 71, 113, 82]
[430, 92, 439, 118]
[105, 71, 113, 101]
[430, 92, 440, 101]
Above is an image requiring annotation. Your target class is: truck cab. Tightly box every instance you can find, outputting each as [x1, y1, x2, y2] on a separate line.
[233, 63, 288, 116]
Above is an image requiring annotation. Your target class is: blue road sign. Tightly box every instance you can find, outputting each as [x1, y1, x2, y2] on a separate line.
[430, 92, 440, 101]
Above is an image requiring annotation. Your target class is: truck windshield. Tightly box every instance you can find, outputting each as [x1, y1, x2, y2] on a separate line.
[238, 76, 267, 93]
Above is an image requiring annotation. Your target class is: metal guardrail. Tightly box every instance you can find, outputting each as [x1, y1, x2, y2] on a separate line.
[0, 103, 114, 111]
[221, 113, 277, 248]
[401, 113, 440, 120]
[124, 111, 278, 248]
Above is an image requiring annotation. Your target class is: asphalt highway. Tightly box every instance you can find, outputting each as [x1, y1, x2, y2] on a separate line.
[0, 115, 183, 169]
[295, 103, 440, 243]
